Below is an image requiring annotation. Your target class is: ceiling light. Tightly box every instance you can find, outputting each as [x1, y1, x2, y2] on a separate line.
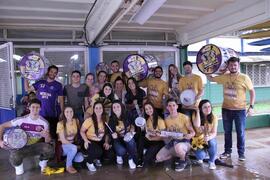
[129, 0, 167, 25]
[0, 58, 7, 62]
[70, 54, 79, 61]
[13, 54, 22, 61]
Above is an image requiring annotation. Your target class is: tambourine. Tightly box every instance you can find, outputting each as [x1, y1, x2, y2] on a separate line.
[135, 117, 146, 127]
[180, 89, 196, 106]
[196, 44, 239, 74]
[3, 128, 28, 149]
[19, 52, 48, 80]
[123, 54, 148, 81]
[96, 62, 109, 74]
[123, 132, 135, 142]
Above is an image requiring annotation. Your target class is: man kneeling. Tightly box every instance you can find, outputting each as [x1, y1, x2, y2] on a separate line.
[0, 99, 54, 175]
[156, 98, 195, 171]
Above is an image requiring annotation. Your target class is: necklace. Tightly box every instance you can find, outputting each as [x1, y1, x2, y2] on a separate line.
[229, 72, 239, 84]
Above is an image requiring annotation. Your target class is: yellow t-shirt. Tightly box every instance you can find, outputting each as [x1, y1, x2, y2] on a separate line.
[194, 115, 218, 136]
[179, 74, 203, 106]
[82, 117, 105, 141]
[212, 73, 253, 110]
[56, 119, 79, 142]
[165, 113, 190, 134]
[110, 72, 123, 84]
[140, 78, 168, 109]
[146, 117, 166, 131]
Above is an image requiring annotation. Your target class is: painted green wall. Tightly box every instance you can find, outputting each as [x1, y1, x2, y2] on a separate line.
[203, 82, 270, 105]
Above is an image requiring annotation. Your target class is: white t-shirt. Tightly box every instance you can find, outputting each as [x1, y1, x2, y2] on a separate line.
[11, 115, 49, 145]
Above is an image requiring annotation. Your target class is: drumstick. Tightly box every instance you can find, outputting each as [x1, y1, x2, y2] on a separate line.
[104, 122, 113, 134]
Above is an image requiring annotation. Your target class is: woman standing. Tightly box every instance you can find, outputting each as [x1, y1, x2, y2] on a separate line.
[108, 100, 137, 169]
[56, 106, 84, 174]
[168, 64, 181, 98]
[80, 102, 111, 172]
[192, 99, 218, 170]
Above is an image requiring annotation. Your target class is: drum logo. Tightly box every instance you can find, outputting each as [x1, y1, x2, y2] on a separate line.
[123, 54, 149, 81]
[196, 44, 222, 74]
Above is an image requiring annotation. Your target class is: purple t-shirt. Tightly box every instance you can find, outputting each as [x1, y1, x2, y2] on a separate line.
[33, 80, 63, 117]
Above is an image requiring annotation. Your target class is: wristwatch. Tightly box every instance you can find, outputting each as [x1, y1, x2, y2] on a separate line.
[249, 105, 254, 109]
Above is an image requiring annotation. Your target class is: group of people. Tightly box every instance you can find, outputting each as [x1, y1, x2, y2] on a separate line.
[0, 56, 255, 175]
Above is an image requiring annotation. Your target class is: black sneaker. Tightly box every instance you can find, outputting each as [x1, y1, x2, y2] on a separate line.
[175, 160, 187, 172]
[238, 154, 246, 161]
[220, 152, 231, 159]
[137, 160, 144, 168]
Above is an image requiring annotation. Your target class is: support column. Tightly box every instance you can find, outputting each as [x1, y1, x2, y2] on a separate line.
[89, 46, 100, 74]
[179, 45, 188, 74]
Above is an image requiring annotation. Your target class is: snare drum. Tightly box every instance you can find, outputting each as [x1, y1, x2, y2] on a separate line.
[123, 54, 149, 81]
[196, 44, 239, 74]
[3, 128, 28, 149]
[180, 89, 196, 106]
[123, 132, 134, 142]
[19, 52, 49, 80]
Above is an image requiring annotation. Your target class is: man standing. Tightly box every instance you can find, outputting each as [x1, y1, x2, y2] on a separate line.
[207, 57, 255, 161]
[25, 65, 64, 139]
[63, 70, 89, 124]
[140, 66, 169, 118]
[109, 60, 125, 84]
[0, 99, 54, 175]
[179, 61, 204, 115]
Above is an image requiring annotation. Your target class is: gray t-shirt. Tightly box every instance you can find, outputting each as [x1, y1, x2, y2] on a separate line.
[63, 84, 89, 113]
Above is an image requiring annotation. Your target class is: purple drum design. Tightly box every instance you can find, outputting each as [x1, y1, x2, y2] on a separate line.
[123, 54, 149, 81]
[3, 128, 28, 149]
[196, 44, 239, 74]
[19, 52, 47, 80]
[96, 62, 109, 74]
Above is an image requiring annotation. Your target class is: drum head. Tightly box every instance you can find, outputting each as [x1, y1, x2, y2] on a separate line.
[135, 117, 146, 127]
[196, 44, 222, 75]
[96, 62, 109, 74]
[4, 128, 28, 149]
[180, 89, 196, 106]
[19, 52, 48, 80]
[123, 54, 148, 81]
[143, 54, 159, 69]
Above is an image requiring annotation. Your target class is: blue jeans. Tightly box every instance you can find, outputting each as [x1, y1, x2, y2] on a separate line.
[113, 138, 137, 161]
[222, 108, 246, 156]
[195, 138, 217, 163]
[62, 144, 84, 167]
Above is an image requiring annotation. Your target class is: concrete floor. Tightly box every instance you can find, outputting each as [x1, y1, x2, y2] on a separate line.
[0, 127, 270, 180]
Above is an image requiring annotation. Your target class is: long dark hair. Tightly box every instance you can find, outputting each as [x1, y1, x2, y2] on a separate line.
[199, 99, 214, 125]
[143, 102, 159, 129]
[92, 101, 106, 136]
[168, 64, 181, 89]
[99, 82, 115, 101]
[110, 100, 127, 128]
[126, 77, 140, 95]
[59, 106, 75, 137]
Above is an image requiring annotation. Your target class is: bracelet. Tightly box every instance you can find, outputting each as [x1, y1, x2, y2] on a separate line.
[249, 105, 254, 109]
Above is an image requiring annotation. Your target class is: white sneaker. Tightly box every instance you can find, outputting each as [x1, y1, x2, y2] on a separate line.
[116, 156, 123, 165]
[209, 162, 216, 170]
[15, 163, 24, 175]
[39, 160, 48, 172]
[95, 159, 102, 167]
[128, 159, 136, 169]
[197, 160, 203, 164]
[86, 163, 96, 172]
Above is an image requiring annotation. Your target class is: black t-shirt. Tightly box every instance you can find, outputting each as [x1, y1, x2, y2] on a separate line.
[125, 88, 146, 109]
